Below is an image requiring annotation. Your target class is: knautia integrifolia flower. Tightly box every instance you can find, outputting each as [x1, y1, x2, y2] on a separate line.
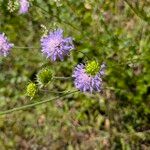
[40, 29, 74, 61]
[72, 61, 106, 93]
[19, 0, 29, 14]
[0, 33, 14, 57]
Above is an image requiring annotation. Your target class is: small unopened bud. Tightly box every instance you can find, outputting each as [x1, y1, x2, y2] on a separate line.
[7, 0, 19, 13]
[40, 24, 48, 38]
[37, 67, 53, 87]
[26, 82, 37, 98]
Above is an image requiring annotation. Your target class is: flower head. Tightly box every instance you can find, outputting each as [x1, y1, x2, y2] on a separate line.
[85, 60, 100, 76]
[26, 82, 37, 98]
[0, 33, 14, 57]
[19, 0, 29, 14]
[41, 29, 74, 61]
[37, 67, 53, 87]
[72, 61, 106, 93]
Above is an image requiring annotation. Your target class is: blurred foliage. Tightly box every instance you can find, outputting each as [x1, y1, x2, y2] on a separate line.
[0, 0, 150, 149]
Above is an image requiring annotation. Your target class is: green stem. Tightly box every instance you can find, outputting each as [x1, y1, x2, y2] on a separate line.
[40, 89, 71, 93]
[124, 0, 150, 23]
[14, 46, 39, 49]
[33, 3, 80, 31]
[53, 76, 72, 80]
[0, 90, 78, 115]
[14, 46, 91, 60]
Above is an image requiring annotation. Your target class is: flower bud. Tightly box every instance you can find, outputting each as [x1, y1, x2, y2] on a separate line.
[37, 67, 53, 87]
[7, 0, 19, 13]
[26, 82, 37, 98]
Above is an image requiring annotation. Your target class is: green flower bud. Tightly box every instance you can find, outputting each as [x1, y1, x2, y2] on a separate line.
[26, 82, 37, 98]
[37, 67, 53, 87]
[85, 60, 100, 76]
[7, 0, 19, 13]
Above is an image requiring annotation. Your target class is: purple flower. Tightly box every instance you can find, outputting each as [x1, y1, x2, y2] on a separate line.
[72, 62, 106, 93]
[19, 0, 29, 14]
[40, 29, 74, 61]
[0, 33, 14, 57]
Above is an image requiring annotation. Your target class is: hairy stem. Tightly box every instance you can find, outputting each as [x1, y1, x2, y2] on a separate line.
[53, 76, 72, 80]
[0, 90, 78, 115]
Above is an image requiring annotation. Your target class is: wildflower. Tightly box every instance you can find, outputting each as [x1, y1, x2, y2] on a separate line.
[41, 29, 74, 61]
[0, 33, 14, 57]
[72, 61, 106, 93]
[26, 82, 37, 98]
[19, 0, 29, 14]
[37, 67, 53, 87]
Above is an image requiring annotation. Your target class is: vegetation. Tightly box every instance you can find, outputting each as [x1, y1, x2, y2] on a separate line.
[0, 0, 149, 149]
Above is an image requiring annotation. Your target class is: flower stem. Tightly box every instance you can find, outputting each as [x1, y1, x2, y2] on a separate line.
[14, 46, 39, 49]
[33, 3, 80, 31]
[53, 76, 72, 80]
[0, 90, 78, 116]
[124, 0, 150, 23]
[40, 89, 71, 93]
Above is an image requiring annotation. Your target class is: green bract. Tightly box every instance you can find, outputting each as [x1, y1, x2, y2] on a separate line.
[37, 67, 53, 87]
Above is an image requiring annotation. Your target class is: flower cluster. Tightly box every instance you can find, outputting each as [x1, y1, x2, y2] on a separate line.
[1, 23, 105, 94]
[72, 61, 106, 93]
[7, 0, 29, 14]
[40, 29, 74, 61]
[0, 33, 14, 57]
[40, 29, 106, 93]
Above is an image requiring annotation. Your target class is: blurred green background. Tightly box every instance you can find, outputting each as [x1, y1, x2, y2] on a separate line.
[0, 0, 150, 149]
